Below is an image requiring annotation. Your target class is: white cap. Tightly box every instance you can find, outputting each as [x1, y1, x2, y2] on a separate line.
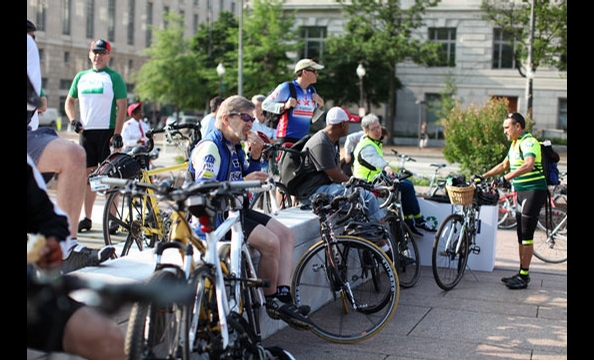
[294, 59, 324, 73]
[326, 107, 350, 125]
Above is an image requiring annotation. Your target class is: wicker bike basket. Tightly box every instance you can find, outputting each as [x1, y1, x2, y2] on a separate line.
[445, 184, 476, 206]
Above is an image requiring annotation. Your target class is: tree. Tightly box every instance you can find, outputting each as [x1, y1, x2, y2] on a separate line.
[481, 0, 567, 73]
[330, 0, 442, 145]
[133, 12, 208, 117]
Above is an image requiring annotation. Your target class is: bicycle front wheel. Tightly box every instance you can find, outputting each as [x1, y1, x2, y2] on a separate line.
[125, 267, 187, 360]
[432, 213, 469, 291]
[533, 207, 567, 263]
[291, 235, 400, 344]
[385, 215, 420, 288]
[103, 190, 160, 257]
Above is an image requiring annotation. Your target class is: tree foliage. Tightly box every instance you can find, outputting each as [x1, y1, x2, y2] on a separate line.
[481, 0, 567, 73]
[328, 0, 442, 144]
[440, 98, 537, 177]
[132, 12, 208, 116]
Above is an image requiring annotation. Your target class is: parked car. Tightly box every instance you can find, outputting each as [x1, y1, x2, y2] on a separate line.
[38, 108, 59, 129]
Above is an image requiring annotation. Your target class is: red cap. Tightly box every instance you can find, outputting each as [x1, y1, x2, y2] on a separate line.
[341, 107, 360, 123]
[90, 39, 111, 52]
[127, 102, 142, 117]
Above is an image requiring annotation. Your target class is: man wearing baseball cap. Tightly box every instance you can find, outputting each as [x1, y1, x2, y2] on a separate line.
[122, 102, 149, 149]
[262, 58, 325, 143]
[65, 38, 128, 234]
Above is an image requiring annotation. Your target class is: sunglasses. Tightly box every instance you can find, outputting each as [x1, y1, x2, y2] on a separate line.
[93, 50, 109, 55]
[228, 112, 255, 123]
[305, 68, 318, 74]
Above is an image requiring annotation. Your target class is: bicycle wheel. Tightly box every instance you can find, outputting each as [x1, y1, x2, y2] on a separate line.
[432, 213, 469, 291]
[384, 214, 420, 288]
[291, 235, 400, 344]
[497, 192, 517, 229]
[533, 207, 567, 263]
[125, 267, 187, 360]
[103, 190, 160, 257]
[249, 181, 293, 214]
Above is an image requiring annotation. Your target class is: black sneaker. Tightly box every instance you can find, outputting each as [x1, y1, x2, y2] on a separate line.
[266, 298, 314, 330]
[108, 220, 119, 235]
[61, 245, 116, 273]
[501, 273, 530, 284]
[78, 217, 92, 232]
[416, 221, 437, 232]
[505, 275, 529, 290]
[408, 226, 423, 236]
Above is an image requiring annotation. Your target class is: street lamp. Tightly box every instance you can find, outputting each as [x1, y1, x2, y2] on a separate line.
[356, 63, 366, 117]
[524, 0, 535, 118]
[216, 62, 225, 97]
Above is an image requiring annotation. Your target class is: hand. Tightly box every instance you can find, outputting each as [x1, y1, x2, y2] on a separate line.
[470, 174, 483, 183]
[36, 237, 63, 270]
[70, 119, 84, 133]
[492, 176, 509, 188]
[312, 93, 324, 108]
[246, 131, 264, 158]
[111, 134, 124, 149]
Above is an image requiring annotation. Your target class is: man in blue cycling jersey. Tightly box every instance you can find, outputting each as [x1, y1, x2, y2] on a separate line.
[262, 59, 325, 143]
[187, 95, 313, 330]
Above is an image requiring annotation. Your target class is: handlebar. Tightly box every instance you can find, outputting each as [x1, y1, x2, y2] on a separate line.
[145, 123, 201, 138]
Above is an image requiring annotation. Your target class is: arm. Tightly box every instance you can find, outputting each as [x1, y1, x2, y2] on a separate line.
[64, 95, 78, 122]
[482, 158, 510, 180]
[114, 98, 127, 135]
[262, 82, 293, 114]
[359, 145, 394, 177]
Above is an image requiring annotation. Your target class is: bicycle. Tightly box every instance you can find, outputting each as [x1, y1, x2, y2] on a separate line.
[92, 122, 201, 258]
[390, 149, 449, 201]
[431, 178, 500, 291]
[291, 187, 400, 344]
[100, 177, 298, 360]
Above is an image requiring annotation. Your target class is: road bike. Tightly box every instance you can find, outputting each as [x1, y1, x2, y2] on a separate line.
[94, 123, 201, 257]
[291, 187, 400, 343]
[431, 178, 500, 291]
[100, 177, 297, 360]
[390, 149, 449, 202]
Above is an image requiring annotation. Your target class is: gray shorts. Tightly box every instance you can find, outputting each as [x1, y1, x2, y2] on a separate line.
[27, 127, 59, 182]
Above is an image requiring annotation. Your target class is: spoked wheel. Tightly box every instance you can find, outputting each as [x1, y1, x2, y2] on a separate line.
[432, 213, 469, 291]
[249, 181, 293, 214]
[291, 235, 399, 344]
[384, 215, 420, 288]
[533, 207, 567, 263]
[103, 191, 159, 257]
[125, 268, 187, 360]
[497, 193, 517, 229]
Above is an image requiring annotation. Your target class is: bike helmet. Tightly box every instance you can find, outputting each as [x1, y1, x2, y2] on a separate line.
[27, 19, 37, 32]
[344, 221, 386, 243]
[475, 185, 500, 206]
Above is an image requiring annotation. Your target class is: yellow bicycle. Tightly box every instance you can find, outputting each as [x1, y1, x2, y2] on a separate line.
[98, 123, 201, 257]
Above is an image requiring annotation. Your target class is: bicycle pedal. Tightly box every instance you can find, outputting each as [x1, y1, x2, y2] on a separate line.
[471, 245, 481, 254]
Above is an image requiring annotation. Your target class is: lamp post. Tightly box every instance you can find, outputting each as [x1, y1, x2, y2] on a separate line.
[216, 62, 225, 97]
[524, 0, 535, 118]
[356, 63, 366, 117]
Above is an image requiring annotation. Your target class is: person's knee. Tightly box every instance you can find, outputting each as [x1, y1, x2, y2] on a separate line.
[63, 307, 125, 358]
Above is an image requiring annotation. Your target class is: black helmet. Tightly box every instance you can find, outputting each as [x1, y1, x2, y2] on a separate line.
[475, 185, 500, 206]
[27, 20, 37, 32]
[344, 221, 385, 243]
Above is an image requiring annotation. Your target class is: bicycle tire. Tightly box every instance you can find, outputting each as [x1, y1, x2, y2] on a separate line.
[125, 267, 187, 360]
[497, 192, 517, 229]
[432, 213, 469, 291]
[291, 235, 400, 344]
[103, 190, 160, 257]
[533, 207, 567, 263]
[384, 214, 420, 288]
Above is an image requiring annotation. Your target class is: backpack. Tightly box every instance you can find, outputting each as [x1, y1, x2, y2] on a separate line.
[278, 134, 312, 197]
[263, 82, 297, 130]
[520, 138, 561, 185]
[92, 152, 142, 179]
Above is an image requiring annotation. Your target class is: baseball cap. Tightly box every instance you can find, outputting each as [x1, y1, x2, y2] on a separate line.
[326, 107, 350, 125]
[90, 39, 111, 52]
[341, 107, 360, 123]
[294, 59, 324, 73]
[27, 20, 37, 32]
[127, 102, 142, 117]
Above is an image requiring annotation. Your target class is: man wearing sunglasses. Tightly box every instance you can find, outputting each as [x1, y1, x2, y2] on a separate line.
[187, 95, 314, 330]
[262, 58, 325, 144]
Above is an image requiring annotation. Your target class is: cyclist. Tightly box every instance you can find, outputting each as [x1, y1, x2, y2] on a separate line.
[352, 114, 436, 235]
[481, 112, 547, 290]
[121, 102, 150, 151]
[27, 153, 126, 360]
[187, 95, 314, 330]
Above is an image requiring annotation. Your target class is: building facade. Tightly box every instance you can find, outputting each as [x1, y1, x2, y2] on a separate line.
[28, 0, 567, 138]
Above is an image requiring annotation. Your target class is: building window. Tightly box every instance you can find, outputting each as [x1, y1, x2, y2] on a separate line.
[128, 59, 133, 72]
[425, 93, 441, 127]
[492, 28, 515, 69]
[299, 26, 326, 61]
[108, 0, 116, 41]
[59, 96, 67, 116]
[558, 98, 567, 131]
[146, 1, 153, 47]
[35, 0, 47, 31]
[62, 0, 71, 35]
[41, 77, 48, 89]
[491, 95, 518, 114]
[127, 0, 135, 45]
[427, 27, 456, 67]
[164, 6, 170, 28]
[38, 48, 45, 62]
[193, 14, 198, 33]
[86, 0, 95, 39]
[60, 79, 72, 90]
[64, 52, 70, 64]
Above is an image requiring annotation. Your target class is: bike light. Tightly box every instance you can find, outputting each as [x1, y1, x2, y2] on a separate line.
[198, 215, 212, 233]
